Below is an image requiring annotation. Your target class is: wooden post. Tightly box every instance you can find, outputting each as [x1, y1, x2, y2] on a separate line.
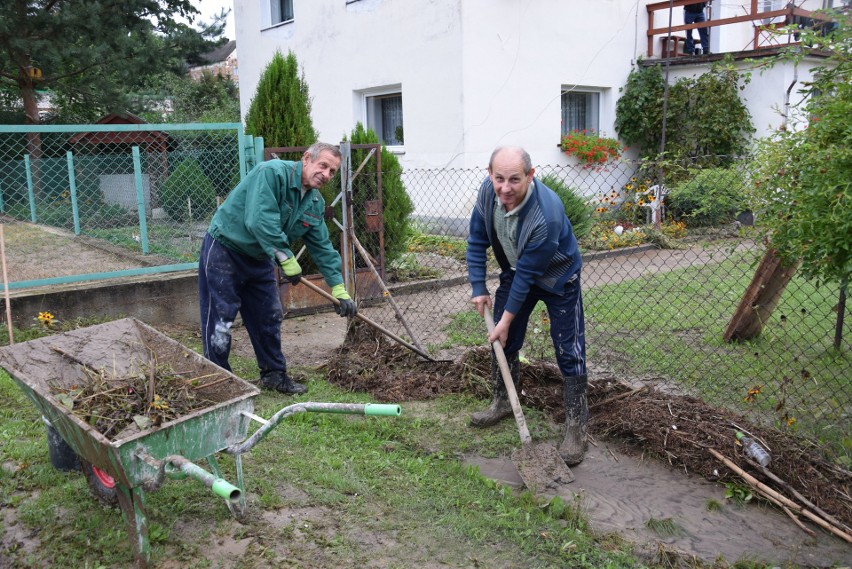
[724, 248, 800, 342]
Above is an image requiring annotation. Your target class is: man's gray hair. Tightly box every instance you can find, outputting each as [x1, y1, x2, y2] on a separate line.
[305, 142, 342, 160]
[488, 146, 533, 174]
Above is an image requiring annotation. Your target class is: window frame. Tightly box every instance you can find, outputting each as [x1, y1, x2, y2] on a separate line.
[560, 87, 603, 136]
[262, 0, 294, 29]
[360, 86, 405, 151]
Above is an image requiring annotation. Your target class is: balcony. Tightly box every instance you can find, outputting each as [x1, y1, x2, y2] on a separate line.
[646, 0, 837, 60]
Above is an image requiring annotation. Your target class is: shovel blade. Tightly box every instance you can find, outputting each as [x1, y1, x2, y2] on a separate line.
[511, 443, 575, 494]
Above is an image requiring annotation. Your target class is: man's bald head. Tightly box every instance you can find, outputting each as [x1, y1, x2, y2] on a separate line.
[488, 146, 533, 175]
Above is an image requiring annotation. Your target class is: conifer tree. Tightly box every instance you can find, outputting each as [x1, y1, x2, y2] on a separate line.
[245, 51, 317, 147]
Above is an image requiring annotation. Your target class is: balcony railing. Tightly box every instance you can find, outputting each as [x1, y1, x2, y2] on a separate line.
[646, 0, 835, 58]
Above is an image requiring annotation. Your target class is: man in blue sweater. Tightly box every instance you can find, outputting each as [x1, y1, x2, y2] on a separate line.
[466, 146, 588, 465]
[199, 142, 357, 395]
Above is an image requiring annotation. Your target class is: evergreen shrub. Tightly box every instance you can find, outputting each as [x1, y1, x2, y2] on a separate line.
[540, 174, 593, 240]
[666, 167, 747, 227]
[160, 158, 217, 222]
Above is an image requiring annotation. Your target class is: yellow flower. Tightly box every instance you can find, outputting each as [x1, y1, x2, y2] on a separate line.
[38, 312, 55, 326]
[151, 394, 170, 411]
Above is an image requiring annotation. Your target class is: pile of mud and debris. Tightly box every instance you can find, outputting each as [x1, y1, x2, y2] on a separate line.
[327, 320, 851, 536]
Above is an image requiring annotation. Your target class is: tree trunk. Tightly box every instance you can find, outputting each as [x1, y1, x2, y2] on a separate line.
[20, 78, 44, 198]
[723, 248, 800, 342]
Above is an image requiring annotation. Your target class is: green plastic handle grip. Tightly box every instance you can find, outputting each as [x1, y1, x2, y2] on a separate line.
[212, 478, 242, 502]
[365, 403, 402, 416]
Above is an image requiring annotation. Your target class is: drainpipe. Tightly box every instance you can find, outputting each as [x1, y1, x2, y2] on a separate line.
[781, 59, 799, 130]
[658, 0, 675, 192]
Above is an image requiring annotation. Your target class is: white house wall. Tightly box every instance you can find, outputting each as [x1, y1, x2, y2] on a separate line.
[235, 0, 649, 171]
[456, 0, 644, 170]
[235, 0, 466, 168]
[234, 0, 831, 219]
[661, 54, 820, 135]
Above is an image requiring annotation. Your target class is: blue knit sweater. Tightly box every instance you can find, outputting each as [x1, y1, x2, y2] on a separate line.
[466, 177, 582, 314]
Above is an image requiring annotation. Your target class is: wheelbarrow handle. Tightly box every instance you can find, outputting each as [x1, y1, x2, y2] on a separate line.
[227, 402, 402, 455]
[138, 453, 241, 503]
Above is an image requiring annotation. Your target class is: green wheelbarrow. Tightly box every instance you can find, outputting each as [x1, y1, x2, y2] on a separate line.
[0, 317, 401, 568]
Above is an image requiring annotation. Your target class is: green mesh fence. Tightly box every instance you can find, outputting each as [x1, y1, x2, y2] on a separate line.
[1, 129, 847, 457]
[0, 123, 249, 269]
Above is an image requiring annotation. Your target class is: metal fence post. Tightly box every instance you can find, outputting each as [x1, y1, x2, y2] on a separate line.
[339, 142, 356, 295]
[253, 137, 265, 168]
[241, 133, 253, 177]
[24, 155, 36, 223]
[65, 151, 81, 235]
[132, 146, 150, 255]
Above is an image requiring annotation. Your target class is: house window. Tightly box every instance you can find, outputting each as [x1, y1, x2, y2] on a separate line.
[366, 92, 404, 146]
[561, 90, 600, 135]
[272, 0, 294, 25]
[761, 0, 783, 24]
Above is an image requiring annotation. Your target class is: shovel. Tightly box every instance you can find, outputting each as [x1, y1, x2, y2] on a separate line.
[484, 307, 574, 493]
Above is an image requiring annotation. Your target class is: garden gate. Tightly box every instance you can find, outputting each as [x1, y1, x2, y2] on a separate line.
[263, 143, 386, 314]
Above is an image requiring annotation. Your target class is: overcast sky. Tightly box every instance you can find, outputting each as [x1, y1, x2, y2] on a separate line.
[190, 0, 235, 39]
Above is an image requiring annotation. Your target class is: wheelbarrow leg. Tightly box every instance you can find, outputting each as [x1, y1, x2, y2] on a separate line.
[234, 453, 247, 517]
[206, 454, 247, 519]
[115, 484, 151, 568]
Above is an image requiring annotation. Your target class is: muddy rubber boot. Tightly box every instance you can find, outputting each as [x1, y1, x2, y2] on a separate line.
[559, 374, 589, 466]
[470, 352, 520, 427]
[261, 370, 307, 395]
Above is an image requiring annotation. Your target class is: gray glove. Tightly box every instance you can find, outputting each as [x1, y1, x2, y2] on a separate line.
[335, 298, 357, 318]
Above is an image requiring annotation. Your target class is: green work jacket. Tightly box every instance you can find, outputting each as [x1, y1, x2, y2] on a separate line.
[208, 159, 343, 287]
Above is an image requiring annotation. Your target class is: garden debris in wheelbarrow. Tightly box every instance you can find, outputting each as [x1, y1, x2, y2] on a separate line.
[49, 351, 222, 439]
[0, 317, 259, 445]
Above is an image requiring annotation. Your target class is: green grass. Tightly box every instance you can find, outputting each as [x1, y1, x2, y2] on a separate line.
[645, 517, 684, 537]
[0, 355, 644, 568]
[580, 250, 849, 456]
[87, 224, 201, 262]
[405, 233, 468, 262]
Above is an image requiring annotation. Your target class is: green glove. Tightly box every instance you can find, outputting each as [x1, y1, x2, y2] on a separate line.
[279, 256, 302, 285]
[331, 284, 357, 317]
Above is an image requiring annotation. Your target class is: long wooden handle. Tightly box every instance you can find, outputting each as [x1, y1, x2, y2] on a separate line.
[299, 279, 435, 362]
[0, 225, 13, 345]
[484, 308, 531, 444]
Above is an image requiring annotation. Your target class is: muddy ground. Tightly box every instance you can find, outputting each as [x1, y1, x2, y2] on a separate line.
[224, 312, 851, 568]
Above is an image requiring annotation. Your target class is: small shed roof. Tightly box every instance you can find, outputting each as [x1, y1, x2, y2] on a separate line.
[68, 113, 171, 146]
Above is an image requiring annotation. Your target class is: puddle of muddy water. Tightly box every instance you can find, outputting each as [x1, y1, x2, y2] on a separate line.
[465, 442, 851, 568]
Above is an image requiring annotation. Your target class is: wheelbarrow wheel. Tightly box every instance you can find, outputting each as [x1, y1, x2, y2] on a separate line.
[80, 459, 119, 506]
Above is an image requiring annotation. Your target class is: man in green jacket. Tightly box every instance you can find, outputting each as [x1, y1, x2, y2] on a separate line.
[199, 142, 356, 394]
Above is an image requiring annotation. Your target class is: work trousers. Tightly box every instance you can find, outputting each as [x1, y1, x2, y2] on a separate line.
[198, 232, 286, 373]
[684, 9, 710, 54]
[493, 270, 587, 379]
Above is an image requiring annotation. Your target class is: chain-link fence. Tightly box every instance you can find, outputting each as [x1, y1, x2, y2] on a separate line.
[1, 128, 847, 457]
[346, 158, 849, 458]
[0, 123, 249, 277]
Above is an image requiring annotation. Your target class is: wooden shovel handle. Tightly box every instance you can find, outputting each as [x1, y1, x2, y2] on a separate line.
[484, 308, 532, 444]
